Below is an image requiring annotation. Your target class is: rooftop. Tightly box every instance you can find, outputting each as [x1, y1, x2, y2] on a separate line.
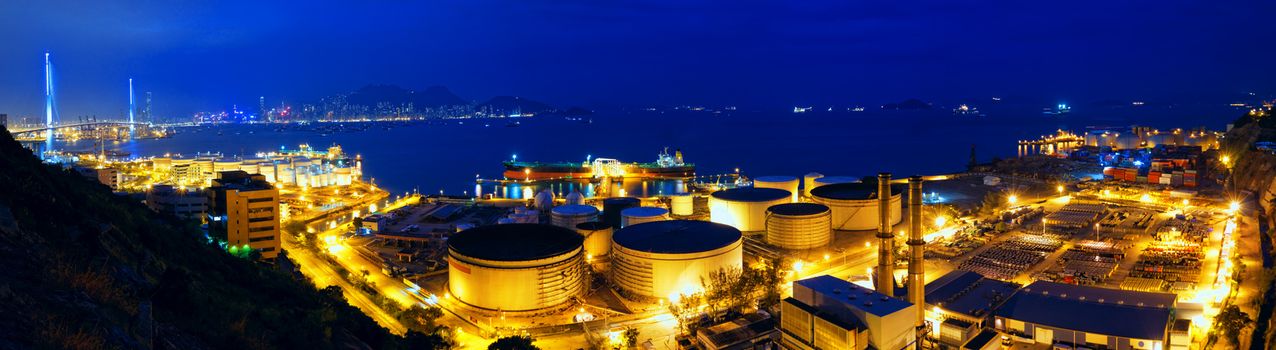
[994, 280, 1176, 340]
[711, 187, 790, 202]
[795, 275, 912, 317]
[612, 220, 741, 254]
[809, 182, 903, 200]
[924, 270, 1020, 318]
[767, 203, 830, 216]
[449, 224, 583, 261]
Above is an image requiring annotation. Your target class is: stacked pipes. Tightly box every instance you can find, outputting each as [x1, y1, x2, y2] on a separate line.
[907, 176, 926, 349]
[875, 172, 895, 297]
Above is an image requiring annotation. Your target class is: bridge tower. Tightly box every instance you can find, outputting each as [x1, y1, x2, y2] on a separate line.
[43, 51, 55, 157]
[128, 78, 136, 137]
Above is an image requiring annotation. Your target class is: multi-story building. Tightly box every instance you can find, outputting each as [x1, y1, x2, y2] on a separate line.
[146, 184, 209, 220]
[208, 171, 280, 261]
[781, 275, 917, 350]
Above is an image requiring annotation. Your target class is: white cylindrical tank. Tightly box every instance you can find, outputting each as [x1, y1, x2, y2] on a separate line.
[809, 182, 902, 231]
[709, 188, 791, 232]
[575, 221, 614, 258]
[551, 204, 600, 229]
[803, 172, 824, 197]
[765, 203, 832, 250]
[448, 224, 585, 311]
[621, 207, 670, 228]
[611, 220, 743, 299]
[753, 176, 799, 202]
[670, 195, 694, 216]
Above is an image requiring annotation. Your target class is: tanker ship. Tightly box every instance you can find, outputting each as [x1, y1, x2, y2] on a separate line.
[503, 148, 695, 180]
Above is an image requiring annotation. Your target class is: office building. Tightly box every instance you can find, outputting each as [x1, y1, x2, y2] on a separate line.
[146, 184, 209, 220]
[208, 171, 280, 261]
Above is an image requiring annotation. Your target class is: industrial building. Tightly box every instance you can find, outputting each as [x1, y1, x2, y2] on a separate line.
[780, 275, 918, 350]
[709, 187, 792, 231]
[207, 171, 280, 260]
[809, 181, 902, 231]
[447, 224, 586, 311]
[611, 220, 743, 299]
[763, 203, 831, 250]
[993, 280, 1183, 350]
[150, 144, 361, 187]
[145, 184, 209, 220]
[920, 270, 1020, 347]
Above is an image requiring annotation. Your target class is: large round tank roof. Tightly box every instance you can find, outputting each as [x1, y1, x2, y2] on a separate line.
[767, 203, 830, 216]
[711, 187, 790, 202]
[613, 220, 741, 254]
[603, 197, 640, 206]
[621, 206, 669, 217]
[810, 182, 903, 200]
[552, 204, 598, 216]
[576, 221, 613, 231]
[449, 224, 583, 261]
[754, 175, 798, 183]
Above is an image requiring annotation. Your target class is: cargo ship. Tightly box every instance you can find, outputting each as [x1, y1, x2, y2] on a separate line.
[503, 148, 695, 180]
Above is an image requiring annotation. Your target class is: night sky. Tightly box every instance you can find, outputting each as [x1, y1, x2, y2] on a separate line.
[2, 1, 1274, 119]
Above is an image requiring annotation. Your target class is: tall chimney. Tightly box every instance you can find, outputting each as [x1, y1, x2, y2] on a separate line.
[908, 176, 926, 348]
[875, 172, 894, 297]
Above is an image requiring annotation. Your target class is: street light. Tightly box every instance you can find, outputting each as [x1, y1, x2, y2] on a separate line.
[934, 216, 947, 228]
[1056, 185, 1064, 194]
[1007, 195, 1018, 205]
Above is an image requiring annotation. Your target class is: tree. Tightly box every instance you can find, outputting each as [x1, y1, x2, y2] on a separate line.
[353, 216, 363, 229]
[489, 335, 539, 350]
[623, 327, 640, 349]
[1216, 305, 1253, 346]
[401, 305, 445, 333]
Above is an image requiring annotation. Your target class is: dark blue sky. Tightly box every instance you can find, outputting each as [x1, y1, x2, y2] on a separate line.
[2, 1, 1274, 119]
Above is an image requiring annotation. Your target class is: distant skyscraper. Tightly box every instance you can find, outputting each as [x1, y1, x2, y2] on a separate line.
[259, 96, 268, 122]
[145, 92, 153, 124]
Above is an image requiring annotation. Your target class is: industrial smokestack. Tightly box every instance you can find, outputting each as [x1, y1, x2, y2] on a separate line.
[875, 172, 894, 297]
[907, 176, 926, 348]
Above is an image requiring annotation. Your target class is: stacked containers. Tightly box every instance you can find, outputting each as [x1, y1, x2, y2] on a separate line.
[1184, 170, 1198, 187]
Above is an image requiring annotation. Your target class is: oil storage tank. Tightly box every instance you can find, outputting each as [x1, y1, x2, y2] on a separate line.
[765, 203, 832, 249]
[602, 197, 640, 228]
[809, 182, 901, 231]
[621, 206, 669, 228]
[709, 188, 791, 232]
[551, 204, 599, 229]
[811, 176, 860, 190]
[670, 194, 694, 216]
[803, 172, 824, 197]
[611, 220, 743, 299]
[447, 224, 586, 311]
[575, 221, 614, 258]
[753, 176, 799, 202]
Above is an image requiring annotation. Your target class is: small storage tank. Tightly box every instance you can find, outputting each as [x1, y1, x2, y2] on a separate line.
[803, 172, 824, 197]
[753, 176, 799, 202]
[448, 224, 585, 311]
[765, 203, 832, 249]
[621, 206, 670, 228]
[809, 182, 902, 231]
[670, 194, 694, 216]
[565, 190, 586, 205]
[575, 221, 614, 258]
[602, 197, 641, 228]
[611, 220, 743, 299]
[709, 188, 791, 232]
[551, 204, 600, 229]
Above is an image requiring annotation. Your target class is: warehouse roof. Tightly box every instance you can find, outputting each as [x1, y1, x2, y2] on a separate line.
[767, 203, 830, 216]
[711, 187, 790, 202]
[924, 271, 1020, 318]
[449, 224, 583, 261]
[613, 220, 741, 254]
[994, 281, 1175, 340]
[810, 182, 903, 200]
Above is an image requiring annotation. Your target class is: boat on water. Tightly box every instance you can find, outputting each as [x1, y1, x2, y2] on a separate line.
[503, 148, 695, 180]
[953, 104, 985, 116]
